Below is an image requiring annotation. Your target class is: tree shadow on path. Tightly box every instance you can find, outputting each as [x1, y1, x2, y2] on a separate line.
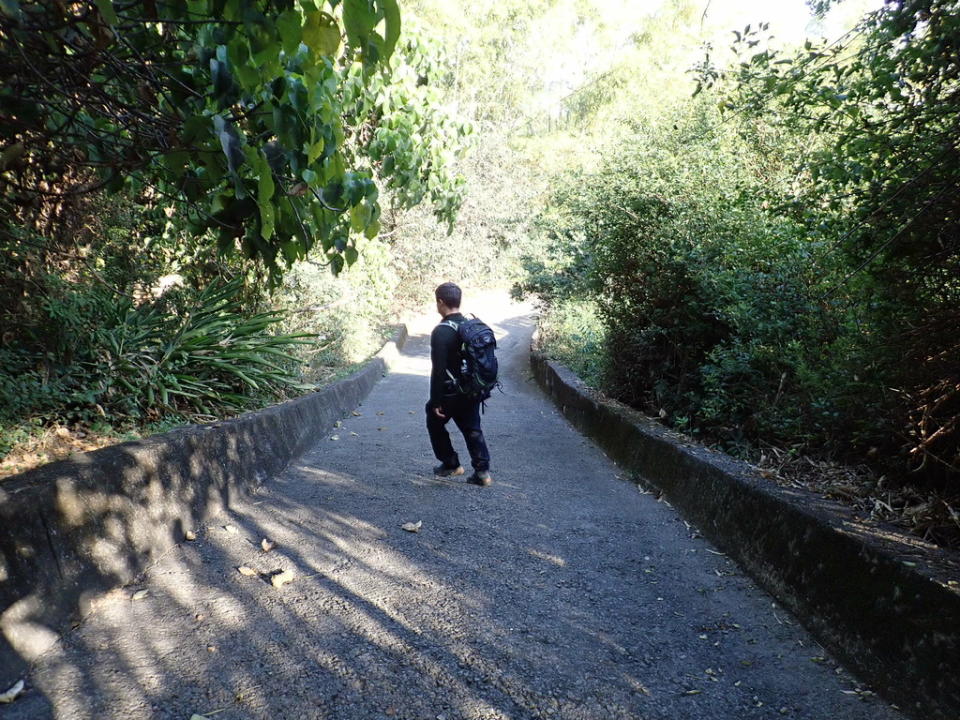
[4, 299, 906, 720]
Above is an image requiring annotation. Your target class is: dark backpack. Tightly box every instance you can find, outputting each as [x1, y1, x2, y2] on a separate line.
[443, 316, 499, 401]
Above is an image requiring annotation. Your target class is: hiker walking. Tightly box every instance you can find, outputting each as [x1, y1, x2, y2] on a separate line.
[426, 282, 494, 486]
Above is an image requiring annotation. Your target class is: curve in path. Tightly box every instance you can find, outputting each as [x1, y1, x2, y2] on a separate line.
[7, 291, 905, 720]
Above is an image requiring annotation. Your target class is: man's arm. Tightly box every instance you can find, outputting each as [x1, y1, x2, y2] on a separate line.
[429, 324, 457, 409]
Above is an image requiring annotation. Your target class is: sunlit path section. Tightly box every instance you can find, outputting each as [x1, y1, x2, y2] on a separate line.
[9, 291, 905, 720]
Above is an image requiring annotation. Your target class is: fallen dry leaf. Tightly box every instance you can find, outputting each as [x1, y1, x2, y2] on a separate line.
[184, 530, 197, 541]
[261, 538, 275, 553]
[401, 520, 422, 533]
[271, 569, 295, 588]
[287, 181, 308, 197]
[351, 410, 362, 416]
[0, 680, 25, 704]
[131, 589, 149, 601]
[237, 566, 257, 577]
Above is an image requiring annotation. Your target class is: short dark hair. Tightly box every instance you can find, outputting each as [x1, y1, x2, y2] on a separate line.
[435, 282, 461, 308]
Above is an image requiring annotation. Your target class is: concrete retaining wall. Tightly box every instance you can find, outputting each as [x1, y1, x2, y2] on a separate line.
[531, 351, 960, 720]
[0, 327, 407, 684]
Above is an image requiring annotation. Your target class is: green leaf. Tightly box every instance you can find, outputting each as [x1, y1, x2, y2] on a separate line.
[360, 33, 383, 65]
[349, 203, 365, 232]
[259, 200, 275, 240]
[257, 153, 275, 205]
[344, 246, 359, 266]
[280, 240, 300, 263]
[380, 0, 401, 61]
[304, 11, 341, 57]
[160, 150, 191, 177]
[343, 0, 378, 49]
[0, 0, 22, 20]
[277, 9, 303, 56]
[307, 140, 325, 164]
[342, 172, 368, 206]
[93, 0, 118, 26]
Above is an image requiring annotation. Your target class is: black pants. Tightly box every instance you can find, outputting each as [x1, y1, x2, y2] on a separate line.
[426, 397, 490, 472]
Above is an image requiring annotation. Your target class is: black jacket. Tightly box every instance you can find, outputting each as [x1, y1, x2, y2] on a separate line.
[429, 312, 465, 408]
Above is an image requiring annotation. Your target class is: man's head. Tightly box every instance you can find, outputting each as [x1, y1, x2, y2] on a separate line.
[435, 282, 461, 316]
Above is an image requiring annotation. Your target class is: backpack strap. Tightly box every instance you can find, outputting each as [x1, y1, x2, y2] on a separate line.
[441, 319, 462, 390]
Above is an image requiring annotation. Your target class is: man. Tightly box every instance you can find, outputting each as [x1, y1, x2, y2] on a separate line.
[426, 282, 492, 486]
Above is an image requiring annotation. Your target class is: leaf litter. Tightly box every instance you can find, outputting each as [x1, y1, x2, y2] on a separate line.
[755, 443, 960, 548]
[271, 569, 295, 588]
[0, 680, 25, 704]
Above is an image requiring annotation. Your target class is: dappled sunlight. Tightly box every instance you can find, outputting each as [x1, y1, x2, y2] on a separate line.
[294, 466, 378, 491]
[24, 482, 634, 715]
[3, 0, 945, 709]
[6, 291, 903, 720]
[527, 549, 567, 567]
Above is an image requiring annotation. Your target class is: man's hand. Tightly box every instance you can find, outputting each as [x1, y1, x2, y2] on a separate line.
[433, 406, 447, 419]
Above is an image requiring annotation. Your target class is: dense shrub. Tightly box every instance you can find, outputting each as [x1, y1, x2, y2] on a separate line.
[703, 0, 960, 481]
[534, 299, 606, 389]
[524, 104, 898, 460]
[0, 276, 309, 431]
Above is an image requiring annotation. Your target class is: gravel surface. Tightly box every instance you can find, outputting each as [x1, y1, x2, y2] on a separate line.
[3, 291, 907, 720]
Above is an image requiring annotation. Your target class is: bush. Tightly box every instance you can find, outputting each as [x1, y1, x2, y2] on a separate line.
[535, 299, 606, 389]
[279, 235, 399, 380]
[526, 103, 896, 462]
[0, 277, 310, 433]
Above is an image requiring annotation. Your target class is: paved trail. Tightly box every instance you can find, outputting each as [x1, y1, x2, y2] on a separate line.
[5, 292, 905, 720]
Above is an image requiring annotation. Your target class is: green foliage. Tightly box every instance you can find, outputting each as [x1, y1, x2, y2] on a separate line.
[279, 234, 398, 378]
[0, 0, 467, 281]
[525, 101, 896, 459]
[0, 1, 478, 466]
[345, 26, 471, 232]
[696, 0, 960, 478]
[513, 0, 959, 483]
[535, 299, 606, 389]
[714, 1, 960, 273]
[90, 278, 312, 417]
[0, 277, 310, 430]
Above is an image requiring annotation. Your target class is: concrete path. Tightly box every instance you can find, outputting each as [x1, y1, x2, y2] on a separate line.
[4, 292, 906, 720]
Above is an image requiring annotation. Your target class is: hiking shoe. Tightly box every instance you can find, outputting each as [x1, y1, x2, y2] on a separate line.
[467, 470, 492, 487]
[434, 463, 465, 477]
